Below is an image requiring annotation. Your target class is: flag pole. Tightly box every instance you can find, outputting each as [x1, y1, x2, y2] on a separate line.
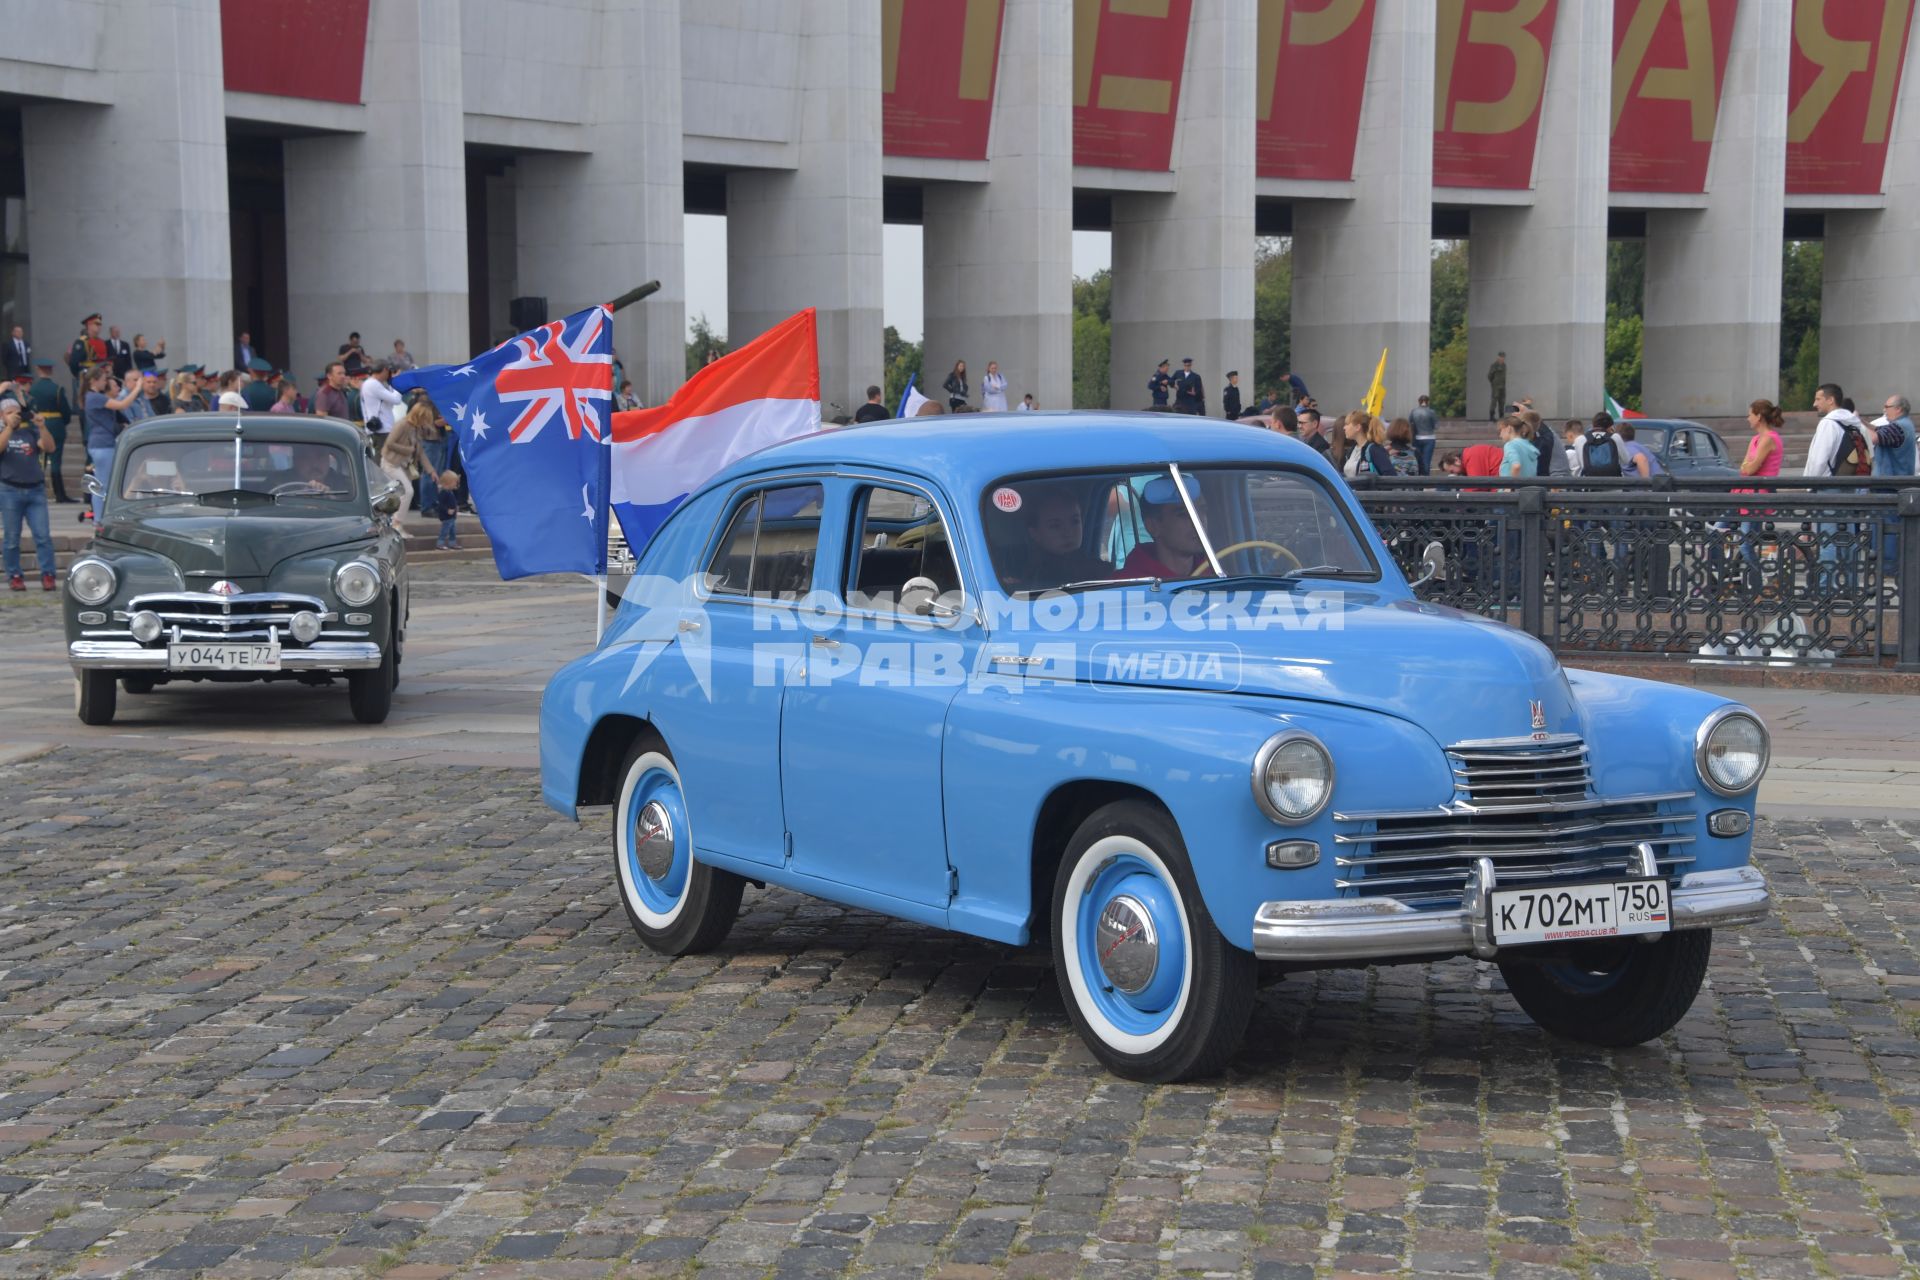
[608, 281, 661, 313]
[590, 282, 656, 644]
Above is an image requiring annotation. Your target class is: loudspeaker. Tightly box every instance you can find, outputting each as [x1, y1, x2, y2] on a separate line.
[508, 296, 548, 332]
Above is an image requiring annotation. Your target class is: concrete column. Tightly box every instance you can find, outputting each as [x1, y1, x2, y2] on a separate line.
[1290, 1, 1433, 417]
[1818, 27, 1920, 410]
[922, 0, 1074, 413]
[1641, 0, 1788, 418]
[728, 0, 883, 417]
[21, 0, 232, 377]
[485, 173, 517, 347]
[517, 0, 684, 408]
[284, 0, 468, 383]
[1466, 0, 1610, 422]
[1108, 0, 1255, 415]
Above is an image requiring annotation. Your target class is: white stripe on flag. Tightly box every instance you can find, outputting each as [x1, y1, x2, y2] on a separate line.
[610, 396, 820, 507]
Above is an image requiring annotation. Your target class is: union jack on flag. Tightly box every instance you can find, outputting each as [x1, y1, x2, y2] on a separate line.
[393, 303, 616, 580]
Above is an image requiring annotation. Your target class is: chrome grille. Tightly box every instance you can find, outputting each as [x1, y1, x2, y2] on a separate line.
[1333, 796, 1696, 906]
[1448, 734, 1591, 806]
[115, 592, 332, 644]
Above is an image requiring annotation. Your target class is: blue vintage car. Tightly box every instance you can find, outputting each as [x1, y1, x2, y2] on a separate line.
[540, 415, 1770, 1082]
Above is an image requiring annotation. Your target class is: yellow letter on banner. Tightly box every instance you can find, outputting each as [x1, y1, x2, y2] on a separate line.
[1866, 0, 1914, 143]
[883, 0, 905, 95]
[1450, 0, 1551, 135]
[1788, 0, 1871, 143]
[1260, 0, 1367, 121]
[1612, 0, 1721, 140]
[1073, 0, 1178, 113]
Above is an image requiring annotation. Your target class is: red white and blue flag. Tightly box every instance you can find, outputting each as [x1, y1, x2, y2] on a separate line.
[609, 308, 820, 553]
[394, 304, 615, 579]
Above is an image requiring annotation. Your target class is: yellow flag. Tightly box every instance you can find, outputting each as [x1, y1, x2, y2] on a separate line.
[1363, 347, 1388, 419]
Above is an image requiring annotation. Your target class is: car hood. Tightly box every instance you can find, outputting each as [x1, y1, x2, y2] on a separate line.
[98, 509, 379, 580]
[1027, 591, 1578, 747]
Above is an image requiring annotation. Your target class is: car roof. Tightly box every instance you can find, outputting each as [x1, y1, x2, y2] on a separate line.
[116, 413, 365, 448]
[716, 411, 1327, 493]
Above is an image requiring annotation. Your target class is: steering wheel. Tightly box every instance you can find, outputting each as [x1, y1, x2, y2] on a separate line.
[1212, 539, 1301, 572]
[270, 480, 324, 497]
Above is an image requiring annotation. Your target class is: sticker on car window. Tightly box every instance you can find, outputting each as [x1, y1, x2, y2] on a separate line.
[991, 486, 1022, 514]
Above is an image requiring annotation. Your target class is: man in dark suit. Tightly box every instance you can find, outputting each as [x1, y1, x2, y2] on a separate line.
[4, 326, 29, 380]
[235, 331, 254, 371]
[106, 325, 133, 378]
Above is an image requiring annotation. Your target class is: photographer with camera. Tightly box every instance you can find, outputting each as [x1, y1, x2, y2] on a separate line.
[0, 396, 56, 590]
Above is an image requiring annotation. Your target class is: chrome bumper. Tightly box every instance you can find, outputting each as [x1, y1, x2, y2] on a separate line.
[67, 640, 384, 671]
[1251, 865, 1770, 963]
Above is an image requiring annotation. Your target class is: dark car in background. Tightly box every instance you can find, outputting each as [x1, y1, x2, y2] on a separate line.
[1622, 420, 1739, 479]
[63, 416, 410, 726]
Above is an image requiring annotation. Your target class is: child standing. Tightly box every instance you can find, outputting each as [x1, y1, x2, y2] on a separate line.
[434, 471, 462, 550]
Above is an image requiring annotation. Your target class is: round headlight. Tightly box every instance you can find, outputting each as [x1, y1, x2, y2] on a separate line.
[68, 559, 117, 605]
[1253, 731, 1334, 823]
[334, 561, 380, 607]
[129, 610, 162, 644]
[289, 611, 322, 644]
[1696, 709, 1768, 796]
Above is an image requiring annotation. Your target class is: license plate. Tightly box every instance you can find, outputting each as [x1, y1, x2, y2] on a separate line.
[167, 642, 281, 671]
[1488, 878, 1670, 947]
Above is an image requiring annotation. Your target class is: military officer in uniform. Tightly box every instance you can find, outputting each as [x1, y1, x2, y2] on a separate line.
[1174, 357, 1205, 415]
[1222, 371, 1243, 420]
[1147, 359, 1172, 408]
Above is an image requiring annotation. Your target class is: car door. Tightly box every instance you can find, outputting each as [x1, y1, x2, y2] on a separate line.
[678, 479, 825, 868]
[779, 478, 978, 909]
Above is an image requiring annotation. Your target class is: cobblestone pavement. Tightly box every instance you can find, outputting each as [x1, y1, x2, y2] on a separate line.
[3, 743, 1920, 1278]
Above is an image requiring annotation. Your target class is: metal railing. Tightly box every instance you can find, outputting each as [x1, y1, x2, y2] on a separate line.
[1348, 476, 1920, 668]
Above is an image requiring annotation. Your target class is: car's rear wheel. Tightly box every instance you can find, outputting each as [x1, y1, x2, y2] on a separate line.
[613, 738, 742, 955]
[75, 670, 116, 725]
[1497, 929, 1711, 1046]
[347, 629, 394, 724]
[1050, 799, 1255, 1082]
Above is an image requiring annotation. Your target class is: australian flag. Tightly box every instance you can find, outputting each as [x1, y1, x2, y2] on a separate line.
[394, 305, 612, 579]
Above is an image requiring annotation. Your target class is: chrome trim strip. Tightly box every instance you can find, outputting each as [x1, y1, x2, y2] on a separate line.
[1448, 733, 1584, 752]
[1336, 851, 1693, 892]
[1337, 833, 1696, 868]
[129, 591, 325, 609]
[1250, 865, 1770, 962]
[68, 640, 382, 670]
[1333, 790, 1697, 824]
[1335, 810, 1697, 848]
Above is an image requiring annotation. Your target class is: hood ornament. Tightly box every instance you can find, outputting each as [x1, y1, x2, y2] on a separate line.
[1529, 698, 1547, 738]
[210, 580, 241, 597]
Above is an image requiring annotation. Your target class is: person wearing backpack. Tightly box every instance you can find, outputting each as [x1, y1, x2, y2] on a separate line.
[1339, 412, 1394, 481]
[1805, 383, 1869, 593]
[1579, 412, 1624, 477]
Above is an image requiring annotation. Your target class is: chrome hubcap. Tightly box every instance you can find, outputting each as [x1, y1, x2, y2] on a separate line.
[634, 800, 675, 880]
[1095, 894, 1159, 994]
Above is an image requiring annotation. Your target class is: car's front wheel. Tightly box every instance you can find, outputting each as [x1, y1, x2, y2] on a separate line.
[347, 631, 395, 724]
[75, 670, 116, 725]
[1050, 800, 1255, 1083]
[613, 738, 742, 955]
[1497, 929, 1711, 1046]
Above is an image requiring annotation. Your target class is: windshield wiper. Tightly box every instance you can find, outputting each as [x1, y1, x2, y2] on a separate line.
[1168, 565, 1361, 593]
[1053, 576, 1162, 594]
[123, 487, 192, 497]
[276, 487, 351, 500]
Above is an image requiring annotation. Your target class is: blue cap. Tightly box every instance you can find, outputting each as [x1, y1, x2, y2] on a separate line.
[1141, 474, 1201, 507]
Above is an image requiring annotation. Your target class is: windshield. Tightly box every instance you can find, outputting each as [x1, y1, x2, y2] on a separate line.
[118, 440, 358, 505]
[979, 465, 1378, 593]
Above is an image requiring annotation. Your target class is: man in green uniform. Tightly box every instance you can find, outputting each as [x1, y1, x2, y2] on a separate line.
[27, 360, 74, 503]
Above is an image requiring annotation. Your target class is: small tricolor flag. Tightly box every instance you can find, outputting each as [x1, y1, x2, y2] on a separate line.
[609, 308, 821, 553]
[1605, 392, 1647, 421]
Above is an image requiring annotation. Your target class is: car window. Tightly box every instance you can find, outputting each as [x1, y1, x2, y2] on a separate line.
[704, 483, 824, 600]
[118, 440, 355, 503]
[1667, 430, 1691, 457]
[982, 465, 1376, 592]
[847, 485, 961, 612]
[1699, 431, 1723, 457]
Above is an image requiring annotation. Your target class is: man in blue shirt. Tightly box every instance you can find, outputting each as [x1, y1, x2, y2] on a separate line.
[1873, 395, 1915, 476]
[1147, 360, 1172, 408]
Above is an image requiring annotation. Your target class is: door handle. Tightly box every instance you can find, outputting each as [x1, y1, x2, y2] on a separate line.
[810, 635, 840, 649]
[677, 618, 701, 633]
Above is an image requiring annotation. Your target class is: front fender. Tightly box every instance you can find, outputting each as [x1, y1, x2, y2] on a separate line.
[943, 683, 1453, 950]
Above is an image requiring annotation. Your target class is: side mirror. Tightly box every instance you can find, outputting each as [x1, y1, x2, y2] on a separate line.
[372, 481, 404, 516]
[1410, 540, 1445, 588]
[85, 474, 104, 498]
[899, 575, 959, 620]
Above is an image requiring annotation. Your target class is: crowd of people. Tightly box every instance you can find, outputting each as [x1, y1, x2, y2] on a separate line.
[0, 313, 474, 589]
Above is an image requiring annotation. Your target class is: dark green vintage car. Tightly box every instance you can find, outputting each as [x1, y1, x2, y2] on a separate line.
[64, 415, 410, 725]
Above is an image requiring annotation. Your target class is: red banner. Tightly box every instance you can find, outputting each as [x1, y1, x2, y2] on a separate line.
[220, 0, 368, 104]
[1609, 0, 1738, 193]
[882, 0, 1006, 160]
[1433, 0, 1559, 189]
[1073, 0, 1194, 170]
[1786, 0, 1915, 194]
[1257, 0, 1375, 180]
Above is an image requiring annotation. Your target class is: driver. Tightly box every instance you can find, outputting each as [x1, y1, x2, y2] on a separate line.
[1011, 487, 1104, 590]
[123, 455, 188, 496]
[286, 445, 343, 492]
[1116, 474, 1213, 580]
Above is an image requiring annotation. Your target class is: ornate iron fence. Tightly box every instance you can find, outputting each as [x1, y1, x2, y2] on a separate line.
[1349, 476, 1920, 668]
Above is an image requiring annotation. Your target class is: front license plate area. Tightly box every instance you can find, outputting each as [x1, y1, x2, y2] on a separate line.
[167, 642, 282, 672]
[1489, 877, 1670, 947]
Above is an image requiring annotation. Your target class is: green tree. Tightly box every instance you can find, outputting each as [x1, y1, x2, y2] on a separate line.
[1252, 238, 1291, 400]
[1604, 306, 1643, 412]
[1429, 325, 1468, 418]
[882, 325, 921, 411]
[1779, 240, 1823, 406]
[1424, 241, 1470, 416]
[1781, 326, 1820, 412]
[1607, 239, 1646, 318]
[685, 313, 726, 377]
[1071, 269, 1112, 407]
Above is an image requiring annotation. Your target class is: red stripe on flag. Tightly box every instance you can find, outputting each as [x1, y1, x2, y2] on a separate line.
[612, 308, 820, 443]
